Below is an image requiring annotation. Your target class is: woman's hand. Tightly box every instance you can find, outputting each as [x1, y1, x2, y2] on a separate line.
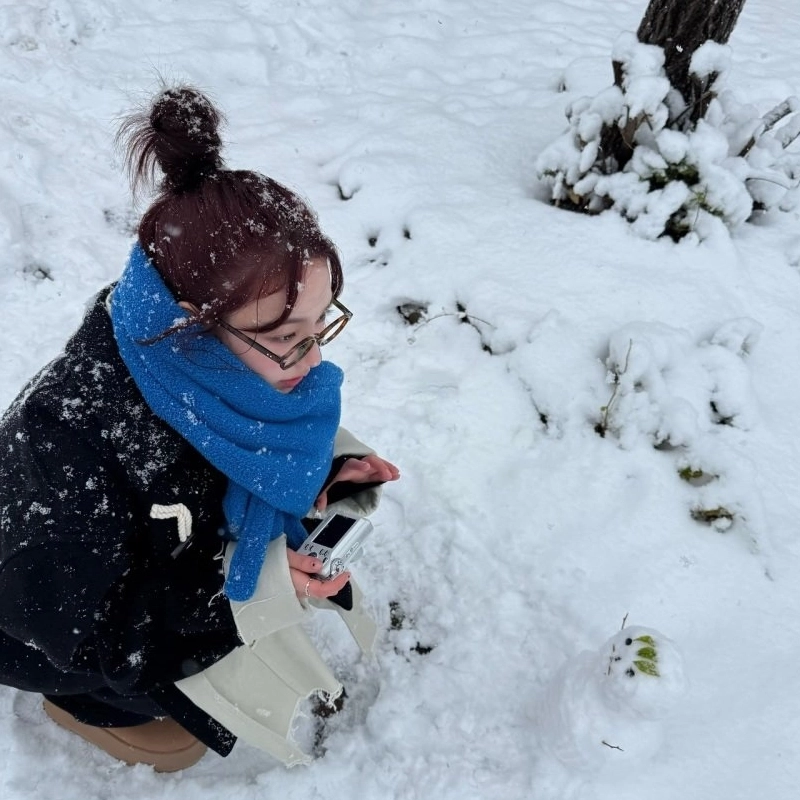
[315, 454, 400, 513]
[286, 548, 351, 600]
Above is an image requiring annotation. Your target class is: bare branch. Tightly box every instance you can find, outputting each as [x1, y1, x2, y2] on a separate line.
[739, 98, 799, 157]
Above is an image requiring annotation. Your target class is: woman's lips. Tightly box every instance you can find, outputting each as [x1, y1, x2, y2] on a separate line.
[278, 375, 304, 390]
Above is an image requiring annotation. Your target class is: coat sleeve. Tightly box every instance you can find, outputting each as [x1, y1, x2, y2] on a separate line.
[333, 427, 376, 459]
[0, 398, 239, 697]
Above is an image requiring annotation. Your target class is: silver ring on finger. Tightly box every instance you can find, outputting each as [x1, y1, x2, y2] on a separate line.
[304, 578, 312, 598]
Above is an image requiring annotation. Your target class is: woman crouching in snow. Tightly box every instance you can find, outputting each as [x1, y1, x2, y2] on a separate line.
[0, 85, 398, 771]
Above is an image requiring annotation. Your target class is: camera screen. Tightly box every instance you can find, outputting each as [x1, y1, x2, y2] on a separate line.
[313, 515, 357, 548]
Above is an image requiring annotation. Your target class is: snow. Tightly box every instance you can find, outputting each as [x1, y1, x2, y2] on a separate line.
[2, 0, 800, 798]
[690, 41, 733, 81]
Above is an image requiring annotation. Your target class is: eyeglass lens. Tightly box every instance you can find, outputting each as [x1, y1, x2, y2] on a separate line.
[280, 314, 349, 368]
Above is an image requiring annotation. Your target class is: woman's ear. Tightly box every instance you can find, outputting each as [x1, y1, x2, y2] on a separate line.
[178, 300, 201, 316]
[177, 300, 215, 332]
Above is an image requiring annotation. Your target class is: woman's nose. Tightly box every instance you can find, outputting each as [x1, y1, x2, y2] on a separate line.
[305, 341, 322, 368]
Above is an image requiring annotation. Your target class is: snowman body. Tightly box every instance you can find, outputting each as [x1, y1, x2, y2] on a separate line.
[535, 626, 687, 773]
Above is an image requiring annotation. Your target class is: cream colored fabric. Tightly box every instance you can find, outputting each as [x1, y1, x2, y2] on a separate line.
[177, 425, 383, 764]
[310, 578, 377, 654]
[334, 427, 375, 458]
[176, 640, 337, 765]
[175, 535, 376, 765]
[228, 536, 309, 645]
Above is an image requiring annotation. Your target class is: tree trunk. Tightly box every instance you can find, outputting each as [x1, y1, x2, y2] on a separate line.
[600, 0, 747, 171]
[638, 0, 747, 121]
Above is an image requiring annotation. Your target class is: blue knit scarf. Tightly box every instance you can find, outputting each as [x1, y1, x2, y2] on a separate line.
[110, 244, 342, 601]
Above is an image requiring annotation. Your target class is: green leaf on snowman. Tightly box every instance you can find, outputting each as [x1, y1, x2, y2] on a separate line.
[636, 646, 657, 661]
[634, 635, 655, 646]
[633, 659, 660, 677]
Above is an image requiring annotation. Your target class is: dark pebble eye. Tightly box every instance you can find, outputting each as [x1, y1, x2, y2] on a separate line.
[625, 638, 633, 646]
[626, 668, 635, 677]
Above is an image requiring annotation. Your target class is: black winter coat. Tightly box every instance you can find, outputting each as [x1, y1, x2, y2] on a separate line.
[0, 288, 248, 753]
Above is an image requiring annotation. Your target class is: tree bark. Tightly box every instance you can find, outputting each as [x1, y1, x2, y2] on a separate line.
[600, 0, 747, 171]
[638, 0, 747, 120]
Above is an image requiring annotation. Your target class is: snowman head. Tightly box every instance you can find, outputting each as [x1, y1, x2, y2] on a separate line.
[596, 625, 687, 719]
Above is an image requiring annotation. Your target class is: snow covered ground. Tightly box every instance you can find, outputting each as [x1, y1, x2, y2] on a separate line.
[2, 0, 800, 798]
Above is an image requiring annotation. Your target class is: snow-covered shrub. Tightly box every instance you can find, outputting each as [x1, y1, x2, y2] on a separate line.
[595, 318, 762, 449]
[537, 34, 800, 240]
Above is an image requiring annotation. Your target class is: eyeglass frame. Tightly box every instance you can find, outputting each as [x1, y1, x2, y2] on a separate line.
[215, 297, 353, 370]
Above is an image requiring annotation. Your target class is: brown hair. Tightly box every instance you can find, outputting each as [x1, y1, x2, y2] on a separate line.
[116, 85, 342, 334]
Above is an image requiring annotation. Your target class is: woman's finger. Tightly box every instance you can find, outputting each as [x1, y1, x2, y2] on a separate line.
[290, 567, 350, 600]
[361, 454, 400, 481]
[337, 459, 372, 482]
[286, 548, 322, 575]
[311, 570, 351, 598]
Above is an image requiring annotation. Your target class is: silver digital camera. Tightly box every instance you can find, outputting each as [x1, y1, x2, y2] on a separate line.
[297, 514, 374, 579]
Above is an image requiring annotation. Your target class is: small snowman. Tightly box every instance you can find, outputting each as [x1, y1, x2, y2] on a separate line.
[534, 624, 687, 774]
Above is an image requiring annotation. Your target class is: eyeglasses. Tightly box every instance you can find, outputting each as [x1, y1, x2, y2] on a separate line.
[217, 297, 352, 370]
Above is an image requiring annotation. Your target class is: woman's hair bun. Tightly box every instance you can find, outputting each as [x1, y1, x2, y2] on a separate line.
[118, 85, 225, 194]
